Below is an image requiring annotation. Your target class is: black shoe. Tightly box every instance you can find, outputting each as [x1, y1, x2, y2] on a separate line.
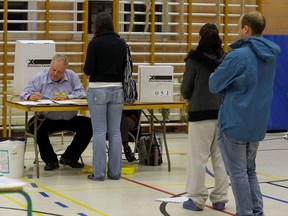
[44, 162, 60, 171]
[108, 175, 121, 180]
[87, 174, 105, 181]
[212, 202, 225, 210]
[123, 146, 136, 162]
[60, 157, 84, 168]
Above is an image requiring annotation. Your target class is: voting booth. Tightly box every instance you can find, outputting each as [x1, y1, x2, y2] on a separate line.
[138, 65, 174, 102]
[13, 40, 56, 94]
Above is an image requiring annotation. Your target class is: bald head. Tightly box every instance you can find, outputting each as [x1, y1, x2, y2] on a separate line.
[240, 11, 266, 36]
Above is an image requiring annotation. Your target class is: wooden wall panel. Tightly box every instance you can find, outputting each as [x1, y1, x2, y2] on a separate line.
[263, 0, 288, 34]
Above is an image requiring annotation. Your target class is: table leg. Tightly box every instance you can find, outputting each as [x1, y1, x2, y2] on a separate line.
[147, 109, 154, 166]
[1, 190, 33, 216]
[8, 107, 12, 137]
[161, 108, 171, 172]
[18, 190, 33, 216]
[33, 114, 40, 178]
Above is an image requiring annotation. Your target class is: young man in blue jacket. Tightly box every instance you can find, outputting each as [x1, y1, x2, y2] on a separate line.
[209, 11, 280, 216]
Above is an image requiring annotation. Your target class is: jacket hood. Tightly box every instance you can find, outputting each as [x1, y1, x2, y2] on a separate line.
[230, 36, 280, 62]
[185, 50, 225, 70]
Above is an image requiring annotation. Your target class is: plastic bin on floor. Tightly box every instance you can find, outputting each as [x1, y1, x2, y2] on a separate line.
[0, 137, 25, 178]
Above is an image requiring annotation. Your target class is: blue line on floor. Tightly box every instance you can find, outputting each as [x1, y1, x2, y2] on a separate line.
[206, 167, 214, 178]
[31, 183, 38, 188]
[55, 202, 68, 208]
[262, 194, 288, 204]
[77, 213, 88, 216]
[206, 167, 288, 205]
[39, 192, 49, 197]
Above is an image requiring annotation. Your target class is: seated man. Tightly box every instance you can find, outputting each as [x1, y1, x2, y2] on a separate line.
[19, 54, 93, 171]
[120, 110, 141, 162]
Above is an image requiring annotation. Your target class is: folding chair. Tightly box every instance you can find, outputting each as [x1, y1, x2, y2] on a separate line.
[127, 110, 142, 156]
[105, 110, 141, 160]
[24, 115, 83, 175]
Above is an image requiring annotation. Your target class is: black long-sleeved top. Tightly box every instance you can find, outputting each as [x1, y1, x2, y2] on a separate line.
[84, 32, 126, 82]
[181, 51, 224, 122]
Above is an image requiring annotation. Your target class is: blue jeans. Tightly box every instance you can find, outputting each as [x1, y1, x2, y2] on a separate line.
[218, 129, 264, 216]
[87, 86, 124, 179]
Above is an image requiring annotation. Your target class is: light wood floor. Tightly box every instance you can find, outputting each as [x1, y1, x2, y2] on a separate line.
[0, 132, 287, 216]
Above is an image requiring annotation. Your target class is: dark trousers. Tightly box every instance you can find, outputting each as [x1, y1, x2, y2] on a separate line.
[28, 115, 93, 164]
[120, 113, 137, 143]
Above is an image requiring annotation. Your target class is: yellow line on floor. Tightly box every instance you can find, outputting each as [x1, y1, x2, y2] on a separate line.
[1, 194, 43, 216]
[256, 172, 286, 181]
[22, 178, 108, 216]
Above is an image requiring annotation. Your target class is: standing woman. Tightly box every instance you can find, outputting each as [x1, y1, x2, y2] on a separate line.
[84, 12, 127, 181]
[180, 23, 229, 211]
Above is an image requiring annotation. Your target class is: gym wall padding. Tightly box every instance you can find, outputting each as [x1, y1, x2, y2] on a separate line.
[263, 35, 288, 131]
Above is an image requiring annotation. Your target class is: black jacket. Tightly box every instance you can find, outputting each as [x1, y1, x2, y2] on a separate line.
[84, 32, 126, 82]
[181, 51, 224, 121]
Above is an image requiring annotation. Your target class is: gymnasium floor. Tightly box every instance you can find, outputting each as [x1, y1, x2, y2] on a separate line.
[0, 132, 288, 216]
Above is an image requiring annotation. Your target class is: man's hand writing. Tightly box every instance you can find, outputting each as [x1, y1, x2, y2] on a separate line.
[29, 92, 42, 101]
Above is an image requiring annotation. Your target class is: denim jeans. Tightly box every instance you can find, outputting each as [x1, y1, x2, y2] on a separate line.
[87, 86, 124, 180]
[218, 129, 264, 216]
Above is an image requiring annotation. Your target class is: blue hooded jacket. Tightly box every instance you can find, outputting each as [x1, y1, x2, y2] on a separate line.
[209, 36, 280, 142]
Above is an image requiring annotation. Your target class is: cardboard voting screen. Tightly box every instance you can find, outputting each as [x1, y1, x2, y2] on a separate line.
[138, 65, 174, 102]
[13, 40, 55, 94]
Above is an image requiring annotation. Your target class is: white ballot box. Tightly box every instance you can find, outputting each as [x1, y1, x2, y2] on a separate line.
[13, 40, 56, 94]
[138, 65, 174, 102]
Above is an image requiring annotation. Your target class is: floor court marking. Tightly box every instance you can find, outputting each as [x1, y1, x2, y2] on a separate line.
[257, 172, 286, 181]
[21, 178, 109, 216]
[1, 193, 61, 216]
[55, 201, 68, 208]
[20, 135, 287, 215]
[262, 194, 288, 204]
[206, 166, 288, 208]
[121, 176, 235, 215]
[0, 195, 31, 214]
[39, 191, 49, 197]
[0, 206, 64, 216]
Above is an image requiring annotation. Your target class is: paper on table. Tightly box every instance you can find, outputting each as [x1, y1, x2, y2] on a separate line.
[52, 99, 87, 105]
[16, 99, 87, 105]
[16, 100, 53, 105]
[155, 197, 188, 203]
[0, 176, 27, 190]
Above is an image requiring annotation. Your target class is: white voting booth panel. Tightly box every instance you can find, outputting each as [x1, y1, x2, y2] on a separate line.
[13, 40, 55, 94]
[138, 65, 174, 102]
